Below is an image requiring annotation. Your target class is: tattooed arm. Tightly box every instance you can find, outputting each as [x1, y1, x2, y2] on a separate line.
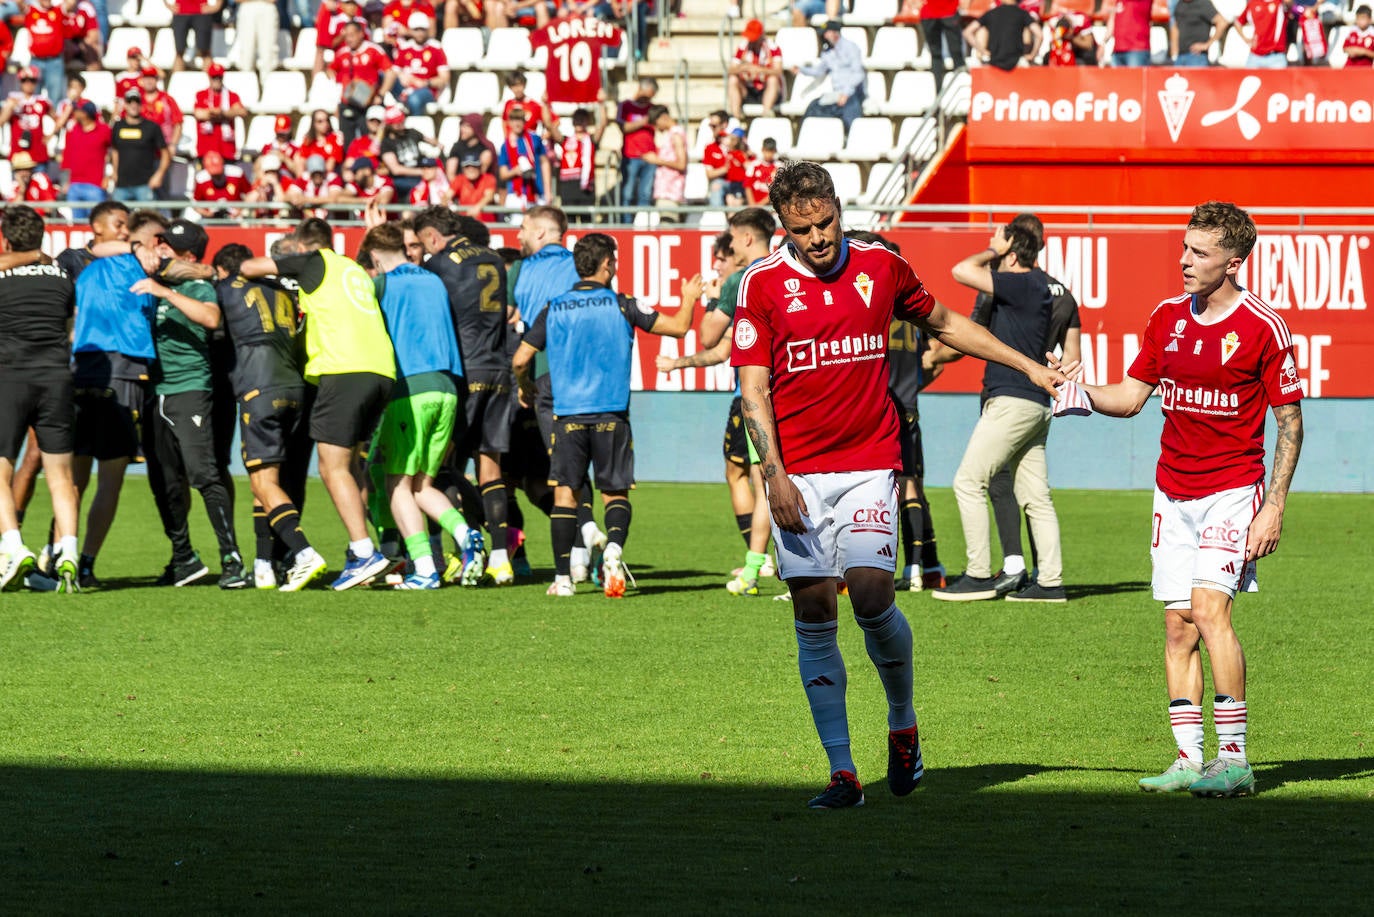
[738, 365, 809, 534]
[654, 335, 732, 373]
[1246, 401, 1303, 561]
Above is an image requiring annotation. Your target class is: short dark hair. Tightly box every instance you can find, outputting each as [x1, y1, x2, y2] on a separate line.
[767, 160, 836, 217]
[1005, 223, 1040, 267]
[845, 229, 899, 255]
[496, 246, 522, 265]
[573, 233, 616, 278]
[128, 210, 168, 235]
[709, 109, 728, 124]
[761, 137, 777, 151]
[1010, 212, 1044, 250]
[712, 229, 734, 258]
[270, 234, 299, 258]
[1357, 3, 1371, 14]
[647, 104, 669, 123]
[1, 205, 45, 252]
[212, 242, 254, 278]
[524, 205, 567, 239]
[295, 217, 332, 250]
[412, 206, 457, 238]
[68, 72, 86, 89]
[506, 70, 526, 86]
[1188, 200, 1257, 259]
[638, 76, 658, 93]
[572, 108, 592, 127]
[452, 214, 490, 248]
[728, 207, 776, 244]
[342, 18, 363, 29]
[359, 222, 405, 259]
[89, 200, 129, 228]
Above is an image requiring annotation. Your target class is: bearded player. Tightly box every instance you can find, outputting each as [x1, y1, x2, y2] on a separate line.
[731, 161, 1064, 808]
[1062, 202, 1302, 798]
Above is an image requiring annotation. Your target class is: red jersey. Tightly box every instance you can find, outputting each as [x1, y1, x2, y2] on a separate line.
[193, 166, 250, 205]
[1238, 0, 1289, 55]
[330, 42, 392, 98]
[25, 6, 67, 59]
[141, 89, 183, 147]
[298, 132, 344, 168]
[702, 141, 726, 175]
[529, 16, 624, 104]
[920, 0, 959, 18]
[381, 0, 435, 37]
[730, 239, 936, 474]
[1343, 24, 1374, 66]
[1111, 0, 1152, 52]
[315, 2, 350, 47]
[345, 173, 393, 199]
[725, 148, 749, 183]
[502, 96, 544, 129]
[744, 159, 776, 204]
[557, 131, 594, 186]
[61, 117, 111, 184]
[394, 38, 446, 84]
[1128, 292, 1302, 500]
[193, 87, 242, 159]
[344, 134, 379, 162]
[733, 40, 781, 92]
[11, 170, 58, 203]
[115, 70, 141, 99]
[64, 5, 98, 39]
[409, 177, 449, 206]
[451, 171, 496, 219]
[617, 97, 655, 159]
[6, 93, 52, 163]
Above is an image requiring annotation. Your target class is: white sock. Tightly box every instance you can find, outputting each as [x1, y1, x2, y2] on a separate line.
[582, 521, 603, 548]
[1168, 700, 1204, 764]
[0, 529, 21, 552]
[570, 546, 589, 568]
[349, 538, 376, 558]
[413, 554, 437, 577]
[1002, 554, 1026, 575]
[1214, 697, 1248, 763]
[59, 536, 78, 558]
[554, 573, 572, 586]
[489, 548, 508, 567]
[254, 559, 274, 576]
[603, 541, 622, 563]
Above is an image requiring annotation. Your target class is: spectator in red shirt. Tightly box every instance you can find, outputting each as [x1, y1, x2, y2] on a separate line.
[25, 0, 73, 104]
[616, 75, 657, 223]
[261, 114, 300, 176]
[451, 152, 498, 221]
[1047, 9, 1098, 64]
[285, 153, 344, 217]
[59, 99, 111, 219]
[168, 0, 224, 71]
[700, 109, 730, 206]
[1237, 0, 1292, 65]
[339, 156, 395, 216]
[0, 22, 13, 75]
[728, 19, 782, 120]
[1345, 5, 1374, 66]
[192, 150, 250, 217]
[1104, 0, 1153, 65]
[132, 65, 183, 152]
[407, 156, 449, 206]
[329, 18, 395, 148]
[919, 0, 967, 89]
[8, 150, 59, 204]
[343, 104, 386, 177]
[50, 72, 88, 137]
[294, 109, 345, 175]
[194, 62, 249, 163]
[245, 151, 291, 216]
[744, 136, 777, 206]
[721, 126, 748, 207]
[61, 0, 101, 70]
[380, 0, 435, 43]
[553, 105, 603, 216]
[0, 68, 55, 169]
[392, 12, 447, 114]
[502, 71, 548, 136]
[115, 47, 146, 98]
[313, 0, 349, 77]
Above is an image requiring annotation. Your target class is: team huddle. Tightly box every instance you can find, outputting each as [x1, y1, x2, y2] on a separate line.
[0, 166, 1302, 806]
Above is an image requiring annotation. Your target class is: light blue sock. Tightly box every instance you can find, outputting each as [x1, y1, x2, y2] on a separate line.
[856, 604, 916, 731]
[795, 619, 855, 776]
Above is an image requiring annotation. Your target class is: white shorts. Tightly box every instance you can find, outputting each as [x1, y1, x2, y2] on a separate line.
[1151, 483, 1262, 604]
[771, 469, 898, 580]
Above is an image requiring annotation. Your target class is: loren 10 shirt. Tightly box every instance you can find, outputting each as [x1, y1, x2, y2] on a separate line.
[730, 238, 936, 475]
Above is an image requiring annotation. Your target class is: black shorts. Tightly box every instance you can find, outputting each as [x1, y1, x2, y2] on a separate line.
[457, 371, 513, 456]
[549, 412, 634, 492]
[309, 372, 392, 447]
[74, 377, 147, 461]
[723, 395, 749, 467]
[0, 377, 74, 460]
[895, 402, 925, 480]
[152, 390, 222, 490]
[502, 405, 550, 484]
[172, 12, 215, 55]
[533, 373, 555, 453]
[241, 386, 307, 468]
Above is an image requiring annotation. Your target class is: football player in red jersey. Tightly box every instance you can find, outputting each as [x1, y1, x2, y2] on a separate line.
[730, 161, 1062, 809]
[1059, 202, 1302, 799]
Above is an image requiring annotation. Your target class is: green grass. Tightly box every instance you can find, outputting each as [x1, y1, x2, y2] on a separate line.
[2, 481, 1371, 913]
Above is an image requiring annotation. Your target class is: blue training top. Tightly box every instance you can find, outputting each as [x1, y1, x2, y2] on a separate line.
[72, 253, 156, 359]
[376, 262, 463, 381]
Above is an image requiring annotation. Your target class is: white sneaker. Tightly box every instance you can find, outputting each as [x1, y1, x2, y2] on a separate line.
[546, 577, 575, 597]
[570, 546, 590, 583]
[0, 547, 36, 592]
[254, 559, 277, 590]
[280, 551, 327, 592]
[759, 555, 776, 578]
[896, 564, 922, 592]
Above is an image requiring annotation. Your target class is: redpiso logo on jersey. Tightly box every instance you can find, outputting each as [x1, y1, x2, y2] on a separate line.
[1157, 378, 1240, 414]
[786, 338, 817, 372]
[1199, 521, 1243, 552]
[851, 499, 893, 535]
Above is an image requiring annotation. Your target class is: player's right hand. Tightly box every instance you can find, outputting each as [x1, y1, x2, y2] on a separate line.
[654, 354, 678, 373]
[767, 474, 810, 534]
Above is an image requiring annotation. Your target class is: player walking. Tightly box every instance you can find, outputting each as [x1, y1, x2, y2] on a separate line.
[1063, 202, 1302, 798]
[731, 161, 1064, 808]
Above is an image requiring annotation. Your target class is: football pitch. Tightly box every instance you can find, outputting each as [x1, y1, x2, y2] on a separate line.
[2, 481, 1371, 913]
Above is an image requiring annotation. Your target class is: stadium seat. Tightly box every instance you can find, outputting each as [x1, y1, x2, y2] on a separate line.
[774, 27, 820, 67]
[404, 115, 436, 139]
[862, 71, 888, 113]
[480, 28, 534, 70]
[166, 71, 200, 113]
[846, 0, 898, 26]
[790, 116, 845, 160]
[684, 162, 708, 202]
[150, 28, 179, 71]
[866, 25, 918, 70]
[177, 115, 197, 156]
[131, 0, 172, 27]
[698, 210, 728, 231]
[689, 118, 715, 160]
[222, 71, 260, 109]
[745, 116, 794, 155]
[940, 70, 971, 117]
[1327, 26, 1350, 67]
[840, 26, 870, 58]
[306, 73, 342, 111]
[108, 0, 138, 27]
[442, 27, 486, 69]
[283, 28, 318, 70]
[451, 71, 502, 114]
[437, 115, 462, 152]
[859, 161, 903, 204]
[778, 72, 831, 117]
[880, 71, 936, 116]
[894, 117, 936, 161]
[823, 162, 862, 203]
[633, 210, 660, 228]
[9, 27, 29, 66]
[80, 69, 116, 113]
[210, 27, 235, 63]
[102, 27, 150, 70]
[244, 114, 280, 155]
[837, 117, 894, 161]
[257, 71, 307, 114]
[485, 115, 508, 148]
[500, 71, 546, 107]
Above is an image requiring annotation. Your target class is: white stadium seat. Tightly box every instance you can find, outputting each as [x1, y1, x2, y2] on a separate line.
[244, 114, 280, 155]
[103, 27, 150, 70]
[865, 26, 918, 70]
[451, 71, 503, 114]
[745, 116, 794, 155]
[840, 26, 869, 59]
[150, 28, 178, 71]
[9, 27, 29, 66]
[256, 71, 307, 114]
[790, 116, 845, 160]
[859, 161, 902, 204]
[108, 0, 138, 27]
[698, 210, 728, 231]
[881, 70, 936, 116]
[437, 115, 463, 152]
[404, 115, 436, 139]
[846, 0, 898, 26]
[306, 73, 342, 111]
[823, 162, 863, 203]
[80, 70, 116, 113]
[223, 71, 260, 109]
[779, 72, 831, 117]
[165, 71, 200, 113]
[862, 71, 888, 113]
[283, 28, 318, 70]
[132, 0, 172, 28]
[894, 117, 937, 161]
[774, 27, 819, 68]
[480, 28, 534, 70]
[442, 27, 486, 69]
[177, 114, 197, 156]
[837, 117, 894, 161]
[684, 162, 708, 202]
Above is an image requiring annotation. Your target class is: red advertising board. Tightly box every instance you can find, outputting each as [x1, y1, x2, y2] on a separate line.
[968, 68, 1374, 162]
[40, 223, 1371, 397]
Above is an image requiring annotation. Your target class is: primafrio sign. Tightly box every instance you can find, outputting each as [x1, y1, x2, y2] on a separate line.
[968, 69, 1374, 161]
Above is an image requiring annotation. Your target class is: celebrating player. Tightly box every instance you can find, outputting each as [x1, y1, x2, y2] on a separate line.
[730, 161, 1064, 808]
[1062, 201, 1303, 798]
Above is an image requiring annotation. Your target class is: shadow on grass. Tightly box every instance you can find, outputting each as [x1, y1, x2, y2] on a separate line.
[1064, 580, 1152, 600]
[4, 760, 1371, 913]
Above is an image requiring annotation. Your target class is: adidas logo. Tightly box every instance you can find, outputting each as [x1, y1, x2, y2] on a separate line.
[805, 675, 836, 687]
[876, 544, 894, 558]
[1221, 743, 1241, 754]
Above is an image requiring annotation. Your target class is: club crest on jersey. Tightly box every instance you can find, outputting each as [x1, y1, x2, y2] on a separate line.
[784, 277, 802, 294]
[853, 272, 873, 308]
[1171, 319, 1187, 337]
[1193, 340, 1203, 355]
[1221, 331, 1240, 364]
[823, 290, 833, 305]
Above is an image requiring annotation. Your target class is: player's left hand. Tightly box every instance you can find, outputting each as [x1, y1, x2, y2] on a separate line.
[130, 277, 168, 298]
[1025, 362, 1067, 399]
[654, 354, 678, 373]
[1245, 503, 1283, 561]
